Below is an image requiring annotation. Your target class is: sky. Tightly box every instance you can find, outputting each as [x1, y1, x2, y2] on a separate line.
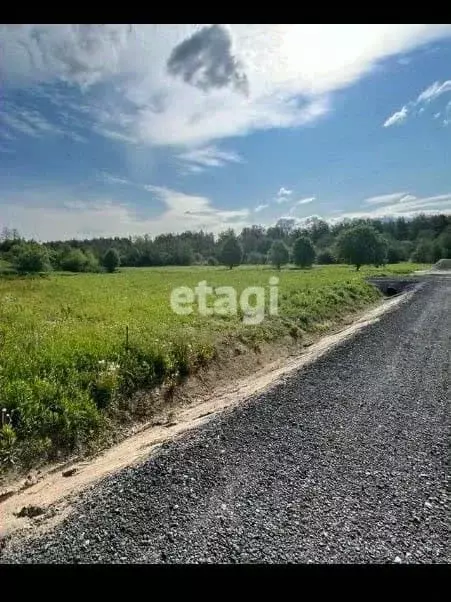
[1, 24, 451, 241]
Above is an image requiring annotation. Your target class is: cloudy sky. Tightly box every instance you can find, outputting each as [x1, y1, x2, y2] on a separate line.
[1, 24, 451, 241]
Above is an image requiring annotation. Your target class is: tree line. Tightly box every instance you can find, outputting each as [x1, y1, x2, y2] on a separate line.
[0, 213, 450, 274]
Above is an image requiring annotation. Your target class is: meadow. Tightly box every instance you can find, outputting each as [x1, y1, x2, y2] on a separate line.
[0, 263, 426, 472]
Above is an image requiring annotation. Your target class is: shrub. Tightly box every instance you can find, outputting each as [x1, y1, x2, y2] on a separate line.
[12, 243, 52, 274]
[60, 248, 99, 272]
[207, 256, 219, 266]
[84, 250, 101, 272]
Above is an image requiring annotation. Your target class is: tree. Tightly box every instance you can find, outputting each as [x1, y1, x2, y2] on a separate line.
[102, 248, 120, 273]
[437, 226, 451, 259]
[432, 241, 443, 263]
[336, 225, 387, 270]
[60, 248, 99, 272]
[268, 240, 289, 269]
[373, 236, 388, 267]
[293, 236, 316, 268]
[219, 235, 243, 269]
[411, 240, 433, 263]
[12, 243, 51, 274]
[386, 244, 402, 264]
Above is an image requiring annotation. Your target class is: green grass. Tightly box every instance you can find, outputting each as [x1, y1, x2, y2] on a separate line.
[0, 262, 427, 471]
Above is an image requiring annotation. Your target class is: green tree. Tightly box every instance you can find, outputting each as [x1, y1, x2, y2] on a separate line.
[102, 248, 120, 273]
[437, 226, 451, 259]
[12, 243, 52, 274]
[268, 240, 289, 269]
[411, 240, 433, 263]
[373, 236, 388, 267]
[293, 236, 316, 268]
[219, 235, 243, 269]
[336, 225, 386, 270]
[60, 248, 98, 272]
[432, 241, 443, 263]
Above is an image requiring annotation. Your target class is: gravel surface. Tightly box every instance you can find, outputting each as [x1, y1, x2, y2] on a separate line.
[2, 278, 450, 564]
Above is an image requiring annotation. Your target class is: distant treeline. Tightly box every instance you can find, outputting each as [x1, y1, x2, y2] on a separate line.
[0, 213, 450, 272]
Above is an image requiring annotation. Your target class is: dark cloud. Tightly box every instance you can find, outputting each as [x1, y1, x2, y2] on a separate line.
[167, 25, 249, 95]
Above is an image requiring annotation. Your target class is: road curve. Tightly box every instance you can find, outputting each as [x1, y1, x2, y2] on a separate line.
[1, 278, 450, 564]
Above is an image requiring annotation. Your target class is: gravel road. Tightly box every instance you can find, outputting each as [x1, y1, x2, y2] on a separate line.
[2, 278, 450, 564]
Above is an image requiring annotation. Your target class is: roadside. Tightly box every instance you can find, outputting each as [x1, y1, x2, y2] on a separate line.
[1, 277, 448, 564]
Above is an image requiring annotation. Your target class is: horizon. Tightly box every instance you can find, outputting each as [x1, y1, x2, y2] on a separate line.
[2, 25, 451, 241]
[2, 212, 449, 245]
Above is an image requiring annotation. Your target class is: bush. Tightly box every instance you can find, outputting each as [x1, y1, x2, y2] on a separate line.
[1, 377, 104, 464]
[268, 240, 289, 269]
[60, 248, 99, 272]
[207, 256, 219, 266]
[102, 248, 120, 273]
[293, 236, 316, 268]
[12, 243, 52, 274]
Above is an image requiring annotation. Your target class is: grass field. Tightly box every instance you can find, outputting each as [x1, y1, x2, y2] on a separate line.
[0, 263, 427, 471]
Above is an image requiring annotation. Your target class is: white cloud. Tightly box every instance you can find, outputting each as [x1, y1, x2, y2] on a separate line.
[383, 79, 451, 128]
[383, 106, 409, 127]
[177, 145, 242, 174]
[277, 187, 292, 197]
[0, 185, 251, 241]
[98, 172, 131, 186]
[397, 194, 417, 203]
[1, 185, 449, 241]
[0, 104, 86, 141]
[288, 197, 316, 215]
[364, 192, 408, 205]
[275, 187, 293, 204]
[2, 24, 451, 149]
[92, 126, 137, 144]
[0, 112, 40, 137]
[182, 164, 205, 175]
[344, 192, 451, 220]
[295, 196, 315, 205]
[254, 203, 269, 212]
[417, 80, 451, 103]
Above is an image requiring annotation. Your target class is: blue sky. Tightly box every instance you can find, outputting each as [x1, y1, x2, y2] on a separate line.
[1, 24, 451, 241]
